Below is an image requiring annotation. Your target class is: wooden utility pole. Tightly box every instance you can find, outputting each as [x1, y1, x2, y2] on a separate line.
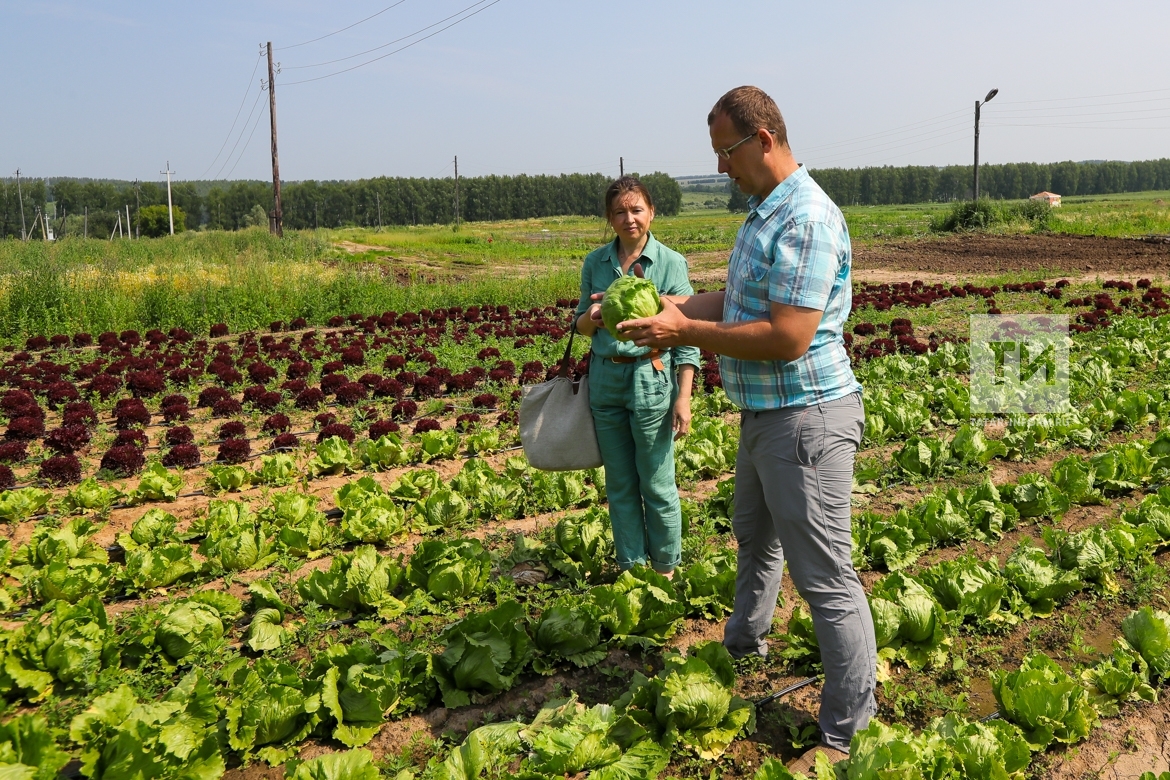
[453, 156, 460, 230]
[14, 169, 27, 240]
[376, 193, 381, 230]
[620, 157, 624, 177]
[161, 162, 175, 235]
[83, 206, 88, 238]
[266, 42, 284, 237]
[126, 206, 132, 239]
[133, 179, 141, 238]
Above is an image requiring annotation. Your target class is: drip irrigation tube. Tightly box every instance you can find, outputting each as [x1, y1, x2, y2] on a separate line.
[753, 676, 819, 707]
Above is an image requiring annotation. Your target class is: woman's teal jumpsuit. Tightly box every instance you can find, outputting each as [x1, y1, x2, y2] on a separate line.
[575, 234, 700, 571]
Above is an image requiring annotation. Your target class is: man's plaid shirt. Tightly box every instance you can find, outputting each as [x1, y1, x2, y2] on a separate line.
[720, 166, 862, 410]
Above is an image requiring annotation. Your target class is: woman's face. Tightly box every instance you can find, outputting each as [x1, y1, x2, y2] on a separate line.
[608, 192, 654, 245]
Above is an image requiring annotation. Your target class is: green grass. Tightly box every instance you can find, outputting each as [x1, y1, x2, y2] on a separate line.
[0, 228, 579, 342]
[1, 189, 1168, 342]
[1050, 190, 1170, 237]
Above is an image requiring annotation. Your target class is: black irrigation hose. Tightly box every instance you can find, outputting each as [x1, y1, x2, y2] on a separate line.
[979, 710, 1001, 722]
[753, 676, 819, 707]
[324, 616, 363, 630]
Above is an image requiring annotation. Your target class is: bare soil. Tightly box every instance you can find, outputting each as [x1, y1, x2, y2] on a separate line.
[688, 234, 1170, 289]
[854, 233, 1170, 276]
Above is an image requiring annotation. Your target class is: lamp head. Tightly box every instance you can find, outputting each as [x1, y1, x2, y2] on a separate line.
[984, 88, 999, 103]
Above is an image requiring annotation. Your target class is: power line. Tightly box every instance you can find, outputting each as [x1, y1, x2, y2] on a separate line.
[279, 0, 409, 50]
[282, 0, 502, 85]
[223, 95, 269, 180]
[200, 53, 265, 178]
[806, 127, 973, 168]
[996, 86, 1170, 105]
[284, 0, 492, 69]
[800, 119, 972, 159]
[992, 107, 1170, 121]
[987, 122, 1170, 131]
[991, 97, 1170, 115]
[797, 109, 969, 154]
[215, 88, 266, 179]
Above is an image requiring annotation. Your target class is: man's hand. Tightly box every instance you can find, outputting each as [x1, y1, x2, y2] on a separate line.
[619, 300, 823, 361]
[618, 297, 689, 348]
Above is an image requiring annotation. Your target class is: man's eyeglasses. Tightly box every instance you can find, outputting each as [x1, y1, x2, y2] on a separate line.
[714, 129, 775, 160]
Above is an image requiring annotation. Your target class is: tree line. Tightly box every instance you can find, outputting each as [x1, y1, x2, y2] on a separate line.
[5, 158, 1168, 238]
[0, 172, 681, 238]
[807, 158, 1170, 207]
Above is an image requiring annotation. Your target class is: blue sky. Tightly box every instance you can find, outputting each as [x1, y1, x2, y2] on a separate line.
[3, 0, 1169, 184]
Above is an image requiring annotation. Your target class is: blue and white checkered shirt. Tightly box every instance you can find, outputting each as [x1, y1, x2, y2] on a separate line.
[720, 166, 861, 410]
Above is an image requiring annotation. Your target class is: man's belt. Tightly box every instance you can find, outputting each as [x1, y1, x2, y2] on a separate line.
[610, 349, 665, 370]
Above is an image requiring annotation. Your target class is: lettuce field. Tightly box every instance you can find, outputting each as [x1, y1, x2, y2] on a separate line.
[3, 211, 1170, 778]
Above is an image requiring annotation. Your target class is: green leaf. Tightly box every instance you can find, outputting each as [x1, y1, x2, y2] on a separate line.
[418, 489, 470, 529]
[60, 478, 123, 515]
[156, 601, 226, 661]
[416, 430, 460, 463]
[532, 595, 607, 673]
[544, 508, 613, 583]
[1003, 544, 1082, 618]
[308, 436, 358, 476]
[225, 659, 320, 763]
[991, 652, 1097, 750]
[355, 435, 409, 471]
[0, 713, 70, 780]
[205, 464, 251, 492]
[124, 544, 200, 591]
[589, 567, 685, 648]
[286, 749, 381, 780]
[433, 601, 532, 707]
[341, 496, 408, 545]
[407, 539, 491, 603]
[254, 453, 298, 486]
[0, 489, 52, 523]
[1121, 606, 1170, 679]
[69, 673, 223, 780]
[129, 463, 182, 504]
[296, 546, 405, 617]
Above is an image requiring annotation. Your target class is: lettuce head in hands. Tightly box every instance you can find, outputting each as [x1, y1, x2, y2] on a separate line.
[601, 276, 662, 341]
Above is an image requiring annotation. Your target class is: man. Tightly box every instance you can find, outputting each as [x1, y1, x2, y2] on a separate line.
[616, 85, 875, 769]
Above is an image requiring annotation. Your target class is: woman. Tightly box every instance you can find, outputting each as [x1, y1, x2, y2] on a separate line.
[575, 177, 699, 577]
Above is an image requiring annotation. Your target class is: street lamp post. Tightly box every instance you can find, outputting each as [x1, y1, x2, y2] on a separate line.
[973, 88, 998, 200]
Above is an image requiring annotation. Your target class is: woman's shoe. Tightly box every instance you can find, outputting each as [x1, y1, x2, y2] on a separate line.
[786, 744, 849, 773]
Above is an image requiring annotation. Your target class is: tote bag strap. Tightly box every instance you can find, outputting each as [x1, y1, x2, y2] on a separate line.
[557, 315, 579, 379]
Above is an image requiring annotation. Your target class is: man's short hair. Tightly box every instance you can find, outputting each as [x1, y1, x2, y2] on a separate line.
[708, 86, 788, 149]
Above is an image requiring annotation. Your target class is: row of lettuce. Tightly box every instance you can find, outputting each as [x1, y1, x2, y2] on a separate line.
[784, 470, 1170, 685]
[2, 637, 757, 780]
[852, 431, 1170, 573]
[0, 492, 747, 776]
[772, 605, 1170, 779]
[238, 600, 1170, 780]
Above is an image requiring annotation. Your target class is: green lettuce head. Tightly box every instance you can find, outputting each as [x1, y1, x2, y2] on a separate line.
[601, 275, 662, 341]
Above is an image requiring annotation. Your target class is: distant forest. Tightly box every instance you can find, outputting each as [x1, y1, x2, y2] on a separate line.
[0, 173, 681, 240]
[2, 158, 1168, 238]
[808, 158, 1170, 207]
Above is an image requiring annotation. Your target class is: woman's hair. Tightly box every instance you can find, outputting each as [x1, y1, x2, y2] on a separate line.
[708, 85, 788, 149]
[604, 176, 654, 218]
